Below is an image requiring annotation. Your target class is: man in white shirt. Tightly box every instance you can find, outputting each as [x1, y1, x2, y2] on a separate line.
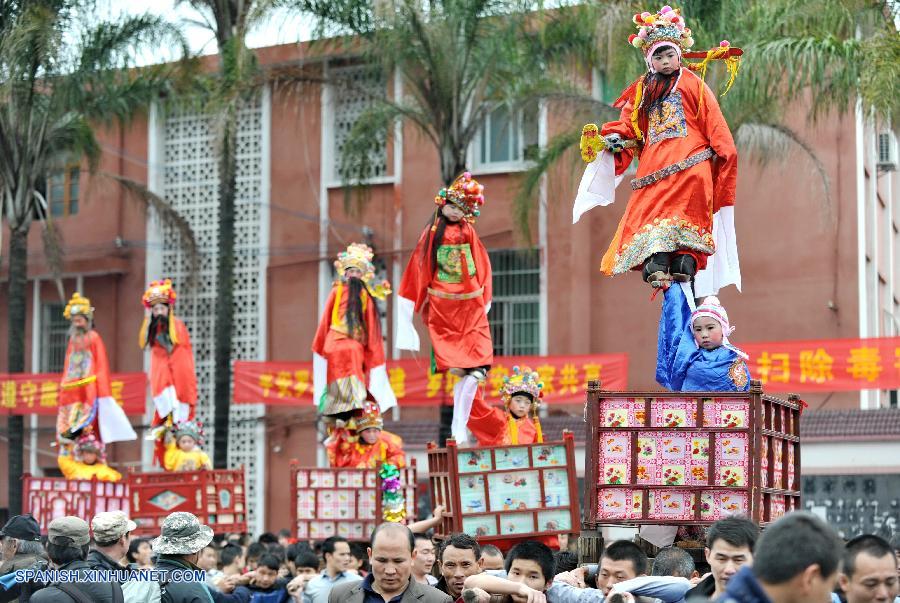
[303, 537, 362, 603]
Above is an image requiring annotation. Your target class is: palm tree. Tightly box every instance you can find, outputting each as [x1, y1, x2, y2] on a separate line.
[0, 1, 192, 514]
[175, 0, 275, 468]
[515, 0, 900, 228]
[289, 0, 588, 443]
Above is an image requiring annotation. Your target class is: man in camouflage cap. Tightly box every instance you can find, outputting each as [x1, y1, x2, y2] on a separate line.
[29, 516, 124, 602]
[88, 511, 137, 573]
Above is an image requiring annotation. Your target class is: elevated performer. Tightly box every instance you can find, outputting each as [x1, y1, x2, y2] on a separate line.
[397, 172, 493, 444]
[574, 5, 742, 296]
[57, 432, 122, 482]
[467, 366, 544, 446]
[313, 243, 396, 422]
[163, 420, 212, 471]
[57, 293, 136, 473]
[325, 400, 406, 469]
[139, 279, 198, 466]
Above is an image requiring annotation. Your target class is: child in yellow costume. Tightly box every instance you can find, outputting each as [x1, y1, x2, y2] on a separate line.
[57, 432, 122, 482]
[163, 420, 212, 471]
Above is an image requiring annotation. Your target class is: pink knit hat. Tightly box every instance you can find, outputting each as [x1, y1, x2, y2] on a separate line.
[691, 296, 748, 359]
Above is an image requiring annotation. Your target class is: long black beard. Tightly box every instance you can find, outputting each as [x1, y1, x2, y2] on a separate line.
[345, 277, 367, 337]
[149, 314, 173, 352]
[423, 214, 450, 276]
[640, 69, 679, 132]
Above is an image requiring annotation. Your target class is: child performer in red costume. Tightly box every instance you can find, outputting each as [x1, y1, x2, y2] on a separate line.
[574, 5, 742, 296]
[397, 172, 493, 444]
[325, 400, 406, 469]
[468, 366, 544, 446]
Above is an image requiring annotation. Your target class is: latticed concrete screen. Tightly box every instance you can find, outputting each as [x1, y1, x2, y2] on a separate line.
[158, 95, 266, 533]
[331, 64, 387, 182]
[488, 249, 541, 357]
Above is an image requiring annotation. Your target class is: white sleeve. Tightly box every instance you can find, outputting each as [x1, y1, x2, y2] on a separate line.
[573, 151, 625, 224]
[395, 296, 420, 351]
[313, 353, 328, 409]
[368, 364, 398, 412]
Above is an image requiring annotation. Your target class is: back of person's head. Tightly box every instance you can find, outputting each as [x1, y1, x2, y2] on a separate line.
[602, 540, 648, 576]
[322, 536, 349, 558]
[350, 541, 371, 572]
[247, 542, 266, 560]
[481, 544, 503, 559]
[267, 543, 286, 563]
[47, 542, 89, 566]
[295, 549, 320, 572]
[843, 535, 897, 578]
[555, 551, 578, 574]
[439, 533, 481, 562]
[505, 541, 556, 584]
[14, 540, 45, 557]
[221, 543, 244, 568]
[707, 516, 760, 552]
[278, 529, 292, 539]
[752, 512, 843, 585]
[258, 553, 281, 572]
[651, 547, 696, 578]
[889, 534, 900, 553]
[258, 532, 278, 545]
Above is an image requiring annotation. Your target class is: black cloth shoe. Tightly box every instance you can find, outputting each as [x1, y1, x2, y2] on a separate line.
[671, 254, 697, 282]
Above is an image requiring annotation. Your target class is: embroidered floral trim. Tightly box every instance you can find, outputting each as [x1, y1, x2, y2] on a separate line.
[436, 244, 476, 283]
[631, 147, 715, 190]
[611, 216, 714, 273]
[648, 90, 688, 145]
[729, 359, 749, 389]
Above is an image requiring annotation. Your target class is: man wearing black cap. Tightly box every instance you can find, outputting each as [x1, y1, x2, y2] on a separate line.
[0, 514, 48, 602]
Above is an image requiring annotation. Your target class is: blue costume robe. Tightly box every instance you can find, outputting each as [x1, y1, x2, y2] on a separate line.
[656, 284, 750, 392]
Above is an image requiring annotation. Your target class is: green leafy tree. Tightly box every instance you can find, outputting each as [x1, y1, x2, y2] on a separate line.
[291, 0, 586, 442]
[0, 1, 192, 513]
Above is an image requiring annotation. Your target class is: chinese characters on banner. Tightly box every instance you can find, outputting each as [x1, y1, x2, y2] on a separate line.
[743, 336, 900, 393]
[0, 373, 147, 415]
[233, 354, 630, 406]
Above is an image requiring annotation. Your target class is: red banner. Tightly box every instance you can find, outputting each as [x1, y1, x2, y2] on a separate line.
[0, 373, 147, 415]
[743, 336, 900, 393]
[233, 354, 629, 406]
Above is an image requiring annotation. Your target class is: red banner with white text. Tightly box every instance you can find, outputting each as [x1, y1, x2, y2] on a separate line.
[742, 336, 900, 393]
[0, 373, 148, 415]
[233, 354, 629, 406]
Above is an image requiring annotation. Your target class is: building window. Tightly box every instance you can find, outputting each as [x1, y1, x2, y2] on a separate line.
[41, 303, 69, 372]
[488, 249, 541, 356]
[48, 167, 80, 217]
[476, 103, 539, 169]
[331, 64, 388, 183]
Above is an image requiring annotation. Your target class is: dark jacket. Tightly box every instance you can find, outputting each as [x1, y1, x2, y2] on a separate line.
[715, 567, 772, 603]
[29, 560, 123, 603]
[87, 549, 126, 576]
[0, 555, 48, 603]
[329, 578, 452, 603]
[156, 557, 214, 603]
[685, 574, 716, 601]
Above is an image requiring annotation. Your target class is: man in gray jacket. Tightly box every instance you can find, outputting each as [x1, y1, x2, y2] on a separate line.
[328, 524, 450, 603]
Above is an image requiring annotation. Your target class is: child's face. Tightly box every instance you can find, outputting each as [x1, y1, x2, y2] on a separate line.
[360, 428, 381, 444]
[508, 394, 532, 419]
[507, 558, 548, 596]
[651, 47, 680, 75]
[80, 450, 98, 465]
[296, 566, 318, 578]
[253, 566, 278, 589]
[693, 317, 724, 350]
[441, 203, 465, 222]
[178, 435, 197, 452]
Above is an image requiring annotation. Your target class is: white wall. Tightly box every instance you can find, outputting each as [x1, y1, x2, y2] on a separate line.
[802, 439, 900, 474]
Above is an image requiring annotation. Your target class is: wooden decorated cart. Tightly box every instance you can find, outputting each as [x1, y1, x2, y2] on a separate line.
[581, 379, 801, 561]
[426, 432, 580, 550]
[290, 460, 418, 541]
[21, 468, 248, 536]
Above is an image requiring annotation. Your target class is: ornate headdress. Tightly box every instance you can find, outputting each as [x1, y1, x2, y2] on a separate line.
[142, 279, 177, 308]
[334, 243, 392, 300]
[691, 296, 748, 360]
[629, 6, 694, 60]
[354, 400, 383, 433]
[75, 432, 106, 463]
[139, 279, 180, 348]
[435, 172, 485, 222]
[173, 420, 205, 446]
[63, 292, 94, 321]
[500, 366, 544, 443]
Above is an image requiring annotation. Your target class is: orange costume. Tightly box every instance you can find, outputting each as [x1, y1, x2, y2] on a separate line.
[326, 401, 406, 468]
[574, 6, 742, 296]
[57, 293, 136, 448]
[467, 366, 544, 446]
[313, 244, 396, 417]
[396, 172, 493, 372]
